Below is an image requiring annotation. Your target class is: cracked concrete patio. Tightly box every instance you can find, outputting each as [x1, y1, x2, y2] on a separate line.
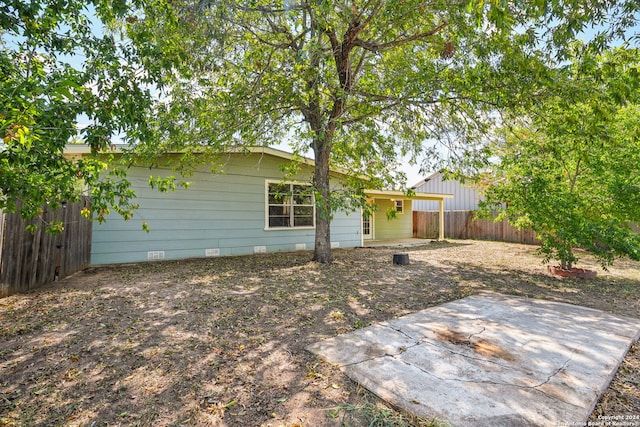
[307, 293, 640, 426]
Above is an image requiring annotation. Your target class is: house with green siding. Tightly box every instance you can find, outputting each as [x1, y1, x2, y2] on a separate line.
[65, 146, 451, 265]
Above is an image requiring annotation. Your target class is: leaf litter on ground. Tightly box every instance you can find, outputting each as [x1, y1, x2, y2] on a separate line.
[0, 240, 638, 426]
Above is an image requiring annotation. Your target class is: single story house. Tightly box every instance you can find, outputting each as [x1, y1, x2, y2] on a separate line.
[65, 146, 452, 265]
[412, 172, 481, 212]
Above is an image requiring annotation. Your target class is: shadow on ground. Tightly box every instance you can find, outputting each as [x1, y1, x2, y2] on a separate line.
[1, 240, 638, 426]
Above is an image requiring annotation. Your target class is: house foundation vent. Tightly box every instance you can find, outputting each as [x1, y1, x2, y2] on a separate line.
[331, 241, 340, 248]
[148, 251, 165, 260]
[254, 245, 267, 254]
[295, 243, 306, 251]
[205, 248, 220, 257]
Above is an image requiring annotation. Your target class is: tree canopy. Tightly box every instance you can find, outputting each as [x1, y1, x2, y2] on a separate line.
[125, 0, 640, 262]
[1, 0, 155, 230]
[478, 45, 640, 270]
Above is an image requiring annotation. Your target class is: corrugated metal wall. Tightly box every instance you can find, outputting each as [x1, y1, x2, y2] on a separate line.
[413, 173, 481, 211]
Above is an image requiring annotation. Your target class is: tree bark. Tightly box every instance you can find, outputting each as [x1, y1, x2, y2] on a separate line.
[313, 144, 333, 263]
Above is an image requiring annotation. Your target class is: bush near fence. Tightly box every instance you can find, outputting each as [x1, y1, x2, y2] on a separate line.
[0, 198, 92, 297]
[413, 210, 539, 245]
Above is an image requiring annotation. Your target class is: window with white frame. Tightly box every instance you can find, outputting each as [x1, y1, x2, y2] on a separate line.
[267, 181, 315, 228]
[395, 199, 404, 214]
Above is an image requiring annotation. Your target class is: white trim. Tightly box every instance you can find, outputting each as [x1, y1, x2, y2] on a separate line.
[362, 207, 374, 240]
[364, 189, 453, 201]
[264, 179, 316, 230]
[264, 226, 315, 231]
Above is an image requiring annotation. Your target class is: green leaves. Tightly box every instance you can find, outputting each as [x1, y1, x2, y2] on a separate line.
[1, 0, 157, 229]
[480, 46, 640, 270]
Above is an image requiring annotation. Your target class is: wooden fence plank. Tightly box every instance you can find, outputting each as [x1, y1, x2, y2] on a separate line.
[413, 210, 540, 245]
[0, 198, 92, 298]
[413, 211, 438, 239]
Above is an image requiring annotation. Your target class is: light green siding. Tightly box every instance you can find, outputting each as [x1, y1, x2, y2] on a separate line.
[91, 153, 362, 264]
[372, 198, 413, 240]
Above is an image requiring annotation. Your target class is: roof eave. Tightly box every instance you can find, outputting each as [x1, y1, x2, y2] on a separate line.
[364, 189, 453, 201]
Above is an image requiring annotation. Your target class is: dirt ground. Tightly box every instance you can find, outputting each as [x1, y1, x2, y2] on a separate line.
[1, 240, 639, 427]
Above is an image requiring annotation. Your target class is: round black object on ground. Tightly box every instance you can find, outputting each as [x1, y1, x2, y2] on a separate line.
[393, 253, 410, 265]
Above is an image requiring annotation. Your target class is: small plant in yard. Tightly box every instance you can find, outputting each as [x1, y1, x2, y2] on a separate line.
[331, 310, 346, 321]
[305, 363, 324, 381]
[328, 402, 449, 427]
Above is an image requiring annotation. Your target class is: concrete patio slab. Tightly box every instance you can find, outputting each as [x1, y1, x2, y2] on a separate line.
[307, 293, 640, 426]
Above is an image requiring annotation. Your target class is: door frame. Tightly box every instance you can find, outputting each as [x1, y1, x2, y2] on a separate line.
[362, 210, 373, 240]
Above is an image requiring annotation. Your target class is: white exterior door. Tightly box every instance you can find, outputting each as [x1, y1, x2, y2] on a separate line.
[362, 212, 373, 240]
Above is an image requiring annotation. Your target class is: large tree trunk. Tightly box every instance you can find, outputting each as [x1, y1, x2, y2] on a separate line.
[313, 145, 333, 263]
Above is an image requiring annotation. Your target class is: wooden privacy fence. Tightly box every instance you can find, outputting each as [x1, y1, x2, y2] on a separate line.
[0, 198, 92, 297]
[413, 210, 540, 245]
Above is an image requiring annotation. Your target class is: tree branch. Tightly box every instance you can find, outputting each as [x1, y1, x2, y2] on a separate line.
[340, 101, 402, 125]
[348, 0, 384, 41]
[354, 22, 449, 53]
[233, 20, 299, 50]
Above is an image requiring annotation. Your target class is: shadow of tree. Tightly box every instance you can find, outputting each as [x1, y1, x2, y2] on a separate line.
[1, 241, 638, 426]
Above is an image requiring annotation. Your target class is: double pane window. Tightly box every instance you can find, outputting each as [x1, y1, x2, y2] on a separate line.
[267, 182, 315, 228]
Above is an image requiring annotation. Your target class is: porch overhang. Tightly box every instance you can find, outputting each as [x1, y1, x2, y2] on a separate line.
[363, 189, 453, 201]
[364, 189, 453, 241]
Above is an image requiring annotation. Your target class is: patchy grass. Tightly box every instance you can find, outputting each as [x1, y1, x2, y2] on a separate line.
[328, 386, 450, 427]
[0, 240, 638, 426]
